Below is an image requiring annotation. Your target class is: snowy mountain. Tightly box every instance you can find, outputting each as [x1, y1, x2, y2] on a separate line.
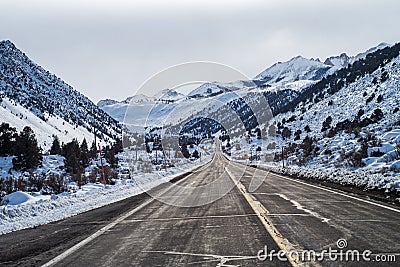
[97, 89, 186, 123]
[324, 53, 351, 68]
[276, 49, 400, 150]
[97, 99, 118, 108]
[254, 43, 392, 92]
[98, 95, 155, 123]
[352, 42, 390, 64]
[0, 40, 121, 150]
[133, 43, 400, 184]
[324, 43, 390, 70]
[254, 56, 331, 84]
[188, 80, 255, 99]
[101, 44, 393, 125]
[155, 89, 186, 102]
[271, 43, 400, 191]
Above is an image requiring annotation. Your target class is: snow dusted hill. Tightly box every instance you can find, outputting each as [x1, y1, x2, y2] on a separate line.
[0, 40, 121, 150]
[254, 56, 330, 85]
[270, 43, 400, 193]
[102, 42, 400, 195]
[101, 44, 391, 125]
[254, 43, 391, 93]
[0, 97, 99, 150]
[155, 89, 186, 102]
[324, 43, 390, 70]
[276, 52, 400, 162]
[98, 90, 187, 124]
[188, 80, 255, 98]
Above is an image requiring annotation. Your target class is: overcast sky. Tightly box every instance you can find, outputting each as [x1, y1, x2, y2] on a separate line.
[1, 0, 400, 103]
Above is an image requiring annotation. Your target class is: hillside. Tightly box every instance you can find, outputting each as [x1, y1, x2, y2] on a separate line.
[270, 43, 400, 194]
[0, 40, 121, 149]
[100, 42, 400, 195]
[275, 43, 400, 153]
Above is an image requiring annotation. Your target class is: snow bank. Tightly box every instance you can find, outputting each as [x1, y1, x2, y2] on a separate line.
[1, 191, 37, 206]
[260, 163, 400, 195]
[0, 158, 209, 235]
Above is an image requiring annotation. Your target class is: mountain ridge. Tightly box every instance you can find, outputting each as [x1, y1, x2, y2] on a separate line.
[0, 40, 121, 149]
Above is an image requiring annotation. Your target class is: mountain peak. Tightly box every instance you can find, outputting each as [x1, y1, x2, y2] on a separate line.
[97, 99, 118, 108]
[254, 55, 330, 83]
[154, 88, 185, 102]
[324, 53, 350, 67]
[0, 40, 23, 56]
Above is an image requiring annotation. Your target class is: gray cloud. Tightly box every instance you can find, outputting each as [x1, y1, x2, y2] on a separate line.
[1, 0, 400, 102]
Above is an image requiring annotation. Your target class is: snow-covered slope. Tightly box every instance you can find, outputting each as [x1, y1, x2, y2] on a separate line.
[276, 54, 400, 148]
[254, 56, 330, 84]
[0, 40, 121, 150]
[0, 98, 101, 149]
[100, 42, 400, 180]
[352, 42, 390, 64]
[272, 44, 400, 192]
[155, 89, 186, 102]
[324, 53, 351, 68]
[324, 43, 390, 71]
[188, 80, 254, 98]
[98, 90, 187, 125]
[101, 43, 394, 127]
[254, 43, 392, 92]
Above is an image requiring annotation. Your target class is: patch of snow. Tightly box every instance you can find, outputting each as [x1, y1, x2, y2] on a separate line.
[0, 158, 209, 235]
[1, 191, 37, 206]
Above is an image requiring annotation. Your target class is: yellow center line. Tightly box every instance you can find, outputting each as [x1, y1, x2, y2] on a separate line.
[225, 166, 321, 267]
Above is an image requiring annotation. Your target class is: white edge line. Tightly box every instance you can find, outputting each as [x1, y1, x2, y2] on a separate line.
[40, 197, 154, 267]
[41, 171, 195, 267]
[269, 172, 400, 213]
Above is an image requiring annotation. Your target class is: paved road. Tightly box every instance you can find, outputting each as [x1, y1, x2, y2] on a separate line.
[1, 151, 399, 266]
[47, 152, 288, 267]
[228, 160, 400, 266]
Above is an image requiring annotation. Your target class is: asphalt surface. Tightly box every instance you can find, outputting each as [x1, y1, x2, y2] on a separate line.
[0, 151, 399, 266]
[48, 152, 287, 267]
[229, 161, 400, 266]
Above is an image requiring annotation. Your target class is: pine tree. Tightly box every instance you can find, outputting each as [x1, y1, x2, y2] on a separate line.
[0, 123, 18, 156]
[282, 127, 292, 140]
[304, 125, 311, 133]
[192, 149, 200, 159]
[104, 139, 122, 168]
[80, 138, 90, 168]
[89, 140, 97, 160]
[12, 126, 42, 171]
[299, 135, 314, 162]
[321, 116, 333, 132]
[181, 145, 190, 158]
[62, 139, 81, 174]
[49, 135, 62, 155]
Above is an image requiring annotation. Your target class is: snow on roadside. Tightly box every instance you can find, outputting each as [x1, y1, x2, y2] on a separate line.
[0, 158, 209, 235]
[0, 155, 65, 180]
[1, 191, 39, 206]
[259, 162, 400, 196]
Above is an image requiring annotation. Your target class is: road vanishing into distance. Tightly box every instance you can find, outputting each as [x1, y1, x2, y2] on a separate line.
[0, 151, 399, 266]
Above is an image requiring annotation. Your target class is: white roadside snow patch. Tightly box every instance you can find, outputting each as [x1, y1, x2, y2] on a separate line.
[1, 191, 38, 206]
[0, 158, 209, 235]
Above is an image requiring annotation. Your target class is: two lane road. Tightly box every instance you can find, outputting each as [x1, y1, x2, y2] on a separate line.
[2, 151, 399, 266]
[47, 152, 289, 267]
